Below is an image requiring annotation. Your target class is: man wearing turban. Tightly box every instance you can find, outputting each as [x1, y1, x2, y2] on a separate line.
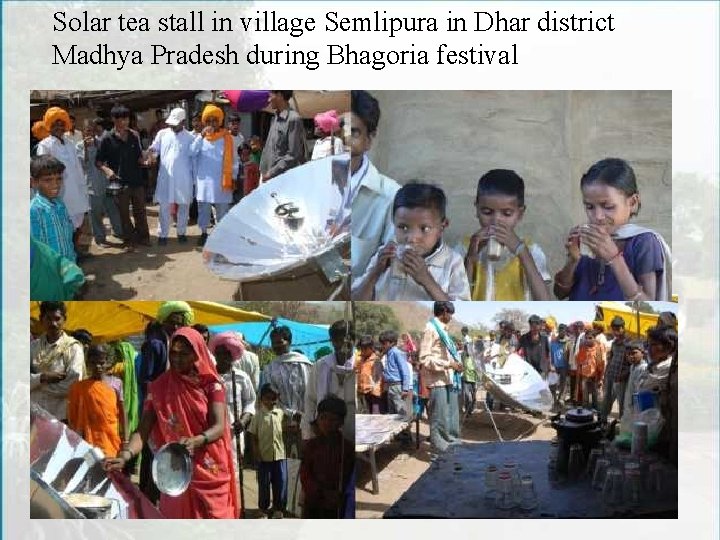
[36, 107, 90, 231]
[190, 104, 237, 246]
[311, 109, 345, 160]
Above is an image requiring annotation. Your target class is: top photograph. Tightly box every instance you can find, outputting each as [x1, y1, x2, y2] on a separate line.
[29, 89, 351, 301]
[350, 90, 672, 303]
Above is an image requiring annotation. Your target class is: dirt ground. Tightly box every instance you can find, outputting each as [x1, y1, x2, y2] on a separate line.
[355, 390, 568, 519]
[78, 203, 238, 300]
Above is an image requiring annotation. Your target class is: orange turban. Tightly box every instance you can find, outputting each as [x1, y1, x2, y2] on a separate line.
[201, 104, 224, 124]
[32, 120, 49, 140]
[43, 107, 71, 132]
[200, 104, 233, 192]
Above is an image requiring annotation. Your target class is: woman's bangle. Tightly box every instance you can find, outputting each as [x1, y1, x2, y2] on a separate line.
[120, 448, 133, 460]
[201, 432, 209, 446]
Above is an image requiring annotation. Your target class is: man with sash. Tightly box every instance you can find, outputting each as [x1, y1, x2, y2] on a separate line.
[419, 301, 464, 452]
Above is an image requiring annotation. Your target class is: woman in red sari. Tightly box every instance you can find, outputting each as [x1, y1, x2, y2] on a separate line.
[105, 327, 239, 518]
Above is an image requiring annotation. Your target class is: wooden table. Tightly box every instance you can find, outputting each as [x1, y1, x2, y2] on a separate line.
[356, 414, 412, 495]
[384, 440, 677, 518]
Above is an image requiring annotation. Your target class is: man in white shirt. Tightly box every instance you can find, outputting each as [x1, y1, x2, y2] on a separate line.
[148, 107, 196, 245]
[233, 332, 260, 393]
[30, 301, 86, 421]
[350, 91, 400, 281]
[303, 321, 356, 442]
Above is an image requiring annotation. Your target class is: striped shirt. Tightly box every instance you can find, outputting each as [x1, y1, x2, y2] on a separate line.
[30, 193, 76, 261]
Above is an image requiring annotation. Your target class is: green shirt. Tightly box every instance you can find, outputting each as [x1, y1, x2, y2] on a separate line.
[462, 352, 479, 383]
[248, 405, 286, 462]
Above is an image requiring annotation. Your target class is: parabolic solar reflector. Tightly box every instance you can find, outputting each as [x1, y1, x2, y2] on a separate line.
[481, 353, 554, 414]
[203, 155, 350, 281]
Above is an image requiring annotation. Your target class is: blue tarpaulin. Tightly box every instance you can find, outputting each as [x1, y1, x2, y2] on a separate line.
[210, 317, 331, 361]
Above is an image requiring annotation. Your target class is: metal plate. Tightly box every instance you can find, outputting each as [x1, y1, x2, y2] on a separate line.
[152, 443, 192, 496]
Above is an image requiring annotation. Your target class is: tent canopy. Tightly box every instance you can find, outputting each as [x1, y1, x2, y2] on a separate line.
[210, 317, 331, 360]
[594, 302, 665, 338]
[30, 301, 269, 342]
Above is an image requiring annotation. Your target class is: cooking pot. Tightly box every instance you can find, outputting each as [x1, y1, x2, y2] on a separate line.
[550, 407, 603, 475]
[152, 442, 193, 496]
[62, 493, 114, 519]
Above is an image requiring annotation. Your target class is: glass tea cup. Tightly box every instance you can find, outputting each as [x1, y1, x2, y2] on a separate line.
[592, 458, 610, 491]
[519, 474, 538, 511]
[602, 467, 625, 508]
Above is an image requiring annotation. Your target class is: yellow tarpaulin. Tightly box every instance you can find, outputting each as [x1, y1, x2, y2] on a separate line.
[30, 301, 269, 342]
[594, 302, 664, 338]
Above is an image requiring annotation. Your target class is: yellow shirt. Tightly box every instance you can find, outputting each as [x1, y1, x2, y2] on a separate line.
[248, 405, 286, 462]
[463, 237, 551, 301]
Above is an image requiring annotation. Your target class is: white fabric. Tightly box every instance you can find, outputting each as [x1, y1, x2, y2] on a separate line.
[149, 128, 196, 204]
[259, 352, 312, 417]
[191, 134, 235, 204]
[353, 241, 471, 301]
[233, 350, 260, 392]
[613, 223, 672, 301]
[302, 352, 356, 441]
[36, 135, 90, 217]
[158, 202, 189, 237]
[198, 202, 229, 233]
[311, 136, 345, 160]
[30, 334, 86, 421]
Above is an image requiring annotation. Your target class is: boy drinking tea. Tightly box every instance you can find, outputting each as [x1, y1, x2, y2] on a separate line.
[464, 169, 550, 300]
[352, 182, 470, 301]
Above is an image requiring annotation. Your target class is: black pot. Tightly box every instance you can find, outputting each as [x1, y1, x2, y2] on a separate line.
[551, 407, 603, 474]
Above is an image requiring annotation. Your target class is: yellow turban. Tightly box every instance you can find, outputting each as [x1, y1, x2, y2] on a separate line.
[32, 120, 49, 140]
[43, 107, 71, 132]
[201, 104, 224, 124]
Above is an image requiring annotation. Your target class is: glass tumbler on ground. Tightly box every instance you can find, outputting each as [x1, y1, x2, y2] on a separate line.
[623, 463, 642, 507]
[519, 474, 538, 511]
[592, 458, 610, 491]
[602, 467, 625, 508]
[567, 443, 585, 481]
[495, 472, 515, 510]
[586, 448, 602, 480]
[485, 465, 498, 500]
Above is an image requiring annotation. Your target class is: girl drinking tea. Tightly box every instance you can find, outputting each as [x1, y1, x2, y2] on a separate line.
[553, 158, 671, 301]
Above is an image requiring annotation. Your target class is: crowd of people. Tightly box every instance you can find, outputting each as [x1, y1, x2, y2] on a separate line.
[30, 91, 350, 300]
[353, 301, 678, 465]
[30, 301, 356, 519]
[350, 90, 672, 303]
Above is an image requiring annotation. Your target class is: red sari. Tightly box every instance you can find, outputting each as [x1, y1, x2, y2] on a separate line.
[145, 327, 239, 519]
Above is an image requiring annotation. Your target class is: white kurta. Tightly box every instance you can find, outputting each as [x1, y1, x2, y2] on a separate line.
[36, 135, 90, 217]
[191, 134, 235, 204]
[149, 128, 196, 204]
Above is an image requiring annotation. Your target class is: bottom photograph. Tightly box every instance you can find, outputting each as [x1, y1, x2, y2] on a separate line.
[30, 300, 355, 519]
[353, 300, 678, 519]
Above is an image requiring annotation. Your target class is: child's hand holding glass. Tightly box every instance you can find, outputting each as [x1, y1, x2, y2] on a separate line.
[488, 222, 522, 252]
[370, 241, 397, 276]
[579, 224, 620, 262]
[399, 247, 433, 286]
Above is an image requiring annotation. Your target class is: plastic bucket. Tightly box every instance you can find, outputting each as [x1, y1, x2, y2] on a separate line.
[634, 391, 657, 412]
